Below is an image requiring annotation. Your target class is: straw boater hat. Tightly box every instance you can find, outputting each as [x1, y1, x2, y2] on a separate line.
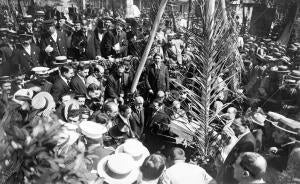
[115, 139, 150, 166]
[288, 70, 300, 80]
[97, 153, 139, 184]
[267, 111, 300, 135]
[31, 67, 50, 77]
[54, 56, 71, 65]
[79, 121, 107, 139]
[13, 89, 34, 105]
[274, 65, 290, 73]
[31, 92, 56, 117]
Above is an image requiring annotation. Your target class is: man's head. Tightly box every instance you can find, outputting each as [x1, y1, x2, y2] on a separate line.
[94, 65, 105, 79]
[140, 154, 166, 181]
[231, 117, 249, 136]
[60, 66, 74, 81]
[119, 104, 132, 119]
[134, 96, 144, 111]
[233, 152, 267, 183]
[153, 53, 162, 66]
[74, 22, 81, 32]
[103, 102, 119, 119]
[47, 23, 56, 34]
[75, 94, 86, 107]
[87, 83, 101, 99]
[168, 147, 186, 165]
[1, 81, 11, 94]
[152, 99, 163, 112]
[58, 18, 66, 28]
[116, 65, 125, 78]
[19, 34, 32, 47]
[77, 64, 89, 78]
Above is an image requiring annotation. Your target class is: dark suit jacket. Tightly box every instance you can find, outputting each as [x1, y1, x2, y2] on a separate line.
[104, 72, 129, 99]
[70, 75, 87, 95]
[217, 132, 256, 184]
[86, 29, 102, 59]
[145, 63, 169, 93]
[51, 77, 70, 103]
[10, 44, 40, 74]
[41, 31, 68, 65]
[129, 108, 145, 138]
[100, 30, 116, 59]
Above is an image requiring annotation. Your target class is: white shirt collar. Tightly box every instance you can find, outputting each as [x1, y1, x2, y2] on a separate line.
[61, 76, 69, 85]
[78, 74, 85, 84]
[51, 31, 58, 41]
[23, 45, 31, 55]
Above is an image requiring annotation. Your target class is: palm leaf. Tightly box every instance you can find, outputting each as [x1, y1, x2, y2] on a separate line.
[170, 0, 243, 159]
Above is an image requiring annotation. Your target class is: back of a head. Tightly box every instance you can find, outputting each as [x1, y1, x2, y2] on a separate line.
[239, 152, 267, 180]
[140, 154, 166, 181]
[103, 101, 118, 113]
[169, 147, 186, 161]
[60, 65, 72, 75]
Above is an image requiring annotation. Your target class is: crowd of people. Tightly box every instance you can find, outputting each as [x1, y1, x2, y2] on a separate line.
[0, 3, 300, 184]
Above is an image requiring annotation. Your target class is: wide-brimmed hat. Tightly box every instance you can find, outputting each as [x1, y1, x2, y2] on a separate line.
[18, 32, 33, 40]
[97, 153, 139, 184]
[44, 19, 56, 26]
[53, 56, 71, 65]
[22, 15, 33, 22]
[249, 113, 266, 126]
[0, 76, 12, 84]
[288, 70, 300, 79]
[274, 65, 290, 73]
[278, 56, 291, 65]
[267, 111, 300, 135]
[79, 121, 107, 139]
[115, 139, 150, 166]
[31, 67, 50, 76]
[13, 89, 33, 105]
[35, 11, 45, 17]
[32, 92, 56, 116]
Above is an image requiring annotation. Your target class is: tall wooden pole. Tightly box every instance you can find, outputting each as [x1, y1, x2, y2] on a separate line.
[130, 0, 169, 93]
[187, 0, 192, 29]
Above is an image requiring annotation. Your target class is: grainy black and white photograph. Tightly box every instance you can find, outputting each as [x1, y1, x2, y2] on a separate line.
[0, 0, 299, 183]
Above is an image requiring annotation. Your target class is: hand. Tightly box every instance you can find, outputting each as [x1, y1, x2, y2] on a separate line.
[45, 45, 53, 53]
[222, 126, 235, 138]
[283, 104, 290, 110]
[269, 147, 278, 154]
[95, 56, 102, 60]
[149, 89, 154, 94]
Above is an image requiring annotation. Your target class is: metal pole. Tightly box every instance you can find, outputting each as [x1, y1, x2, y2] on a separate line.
[130, 0, 169, 93]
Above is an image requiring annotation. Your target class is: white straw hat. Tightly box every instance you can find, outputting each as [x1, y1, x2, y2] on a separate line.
[97, 153, 139, 184]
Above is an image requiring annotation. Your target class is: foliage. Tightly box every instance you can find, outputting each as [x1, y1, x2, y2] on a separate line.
[169, 0, 243, 165]
[0, 110, 101, 184]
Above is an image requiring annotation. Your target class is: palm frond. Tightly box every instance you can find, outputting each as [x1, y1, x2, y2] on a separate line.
[170, 0, 243, 159]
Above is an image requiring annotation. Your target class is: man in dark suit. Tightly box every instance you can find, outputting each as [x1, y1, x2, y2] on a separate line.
[51, 65, 74, 103]
[41, 19, 68, 66]
[129, 96, 145, 139]
[100, 20, 116, 59]
[112, 20, 128, 58]
[217, 117, 256, 184]
[145, 53, 170, 99]
[10, 32, 41, 75]
[104, 64, 129, 102]
[70, 64, 89, 95]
